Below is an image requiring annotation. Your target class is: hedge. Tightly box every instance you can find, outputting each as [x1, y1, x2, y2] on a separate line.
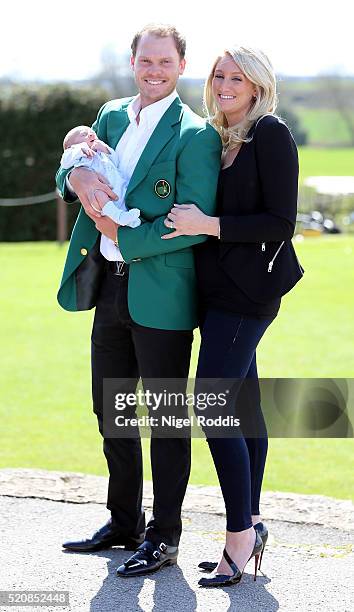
[0, 84, 112, 241]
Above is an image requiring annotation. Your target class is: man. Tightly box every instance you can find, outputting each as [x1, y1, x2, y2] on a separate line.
[56, 24, 221, 577]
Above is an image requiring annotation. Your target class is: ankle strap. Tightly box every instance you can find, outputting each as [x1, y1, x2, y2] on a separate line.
[223, 548, 239, 574]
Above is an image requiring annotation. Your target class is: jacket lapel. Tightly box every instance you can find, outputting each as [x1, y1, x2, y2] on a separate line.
[125, 97, 183, 199]
[106, 102, 131, 149]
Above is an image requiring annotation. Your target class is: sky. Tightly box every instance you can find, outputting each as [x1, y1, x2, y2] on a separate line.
[2, 0, 354, 81]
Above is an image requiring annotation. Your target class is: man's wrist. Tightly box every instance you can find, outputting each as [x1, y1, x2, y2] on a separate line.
[65, 172, 77, 196]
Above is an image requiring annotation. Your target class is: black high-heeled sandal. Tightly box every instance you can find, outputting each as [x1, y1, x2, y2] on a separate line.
[198, 531, 263, 588]
[255, 522, 268, 571]
[198, 522, 268, 572]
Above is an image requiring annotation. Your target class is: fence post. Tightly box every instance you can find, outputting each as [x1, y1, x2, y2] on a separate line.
[56, 190, 67, 244]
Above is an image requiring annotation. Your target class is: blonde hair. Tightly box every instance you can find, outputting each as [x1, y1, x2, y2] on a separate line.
[203, 46, 278, 150]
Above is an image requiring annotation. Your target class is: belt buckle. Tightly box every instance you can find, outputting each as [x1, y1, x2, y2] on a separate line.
[114, 261, 125, 276]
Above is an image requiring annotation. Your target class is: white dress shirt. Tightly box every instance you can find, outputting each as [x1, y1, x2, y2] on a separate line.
[67, 89, 179, 261]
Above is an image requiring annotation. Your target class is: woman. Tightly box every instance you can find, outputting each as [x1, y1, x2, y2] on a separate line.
[162, 46, 303, 587]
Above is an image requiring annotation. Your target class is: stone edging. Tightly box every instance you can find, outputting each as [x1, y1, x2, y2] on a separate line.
[1, 468, 353, 531]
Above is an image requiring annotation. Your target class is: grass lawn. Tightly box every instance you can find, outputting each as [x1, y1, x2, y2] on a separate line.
[296, 108, 354, 147]
[298, 146, 354, 182]
[1, 237, 353, 501]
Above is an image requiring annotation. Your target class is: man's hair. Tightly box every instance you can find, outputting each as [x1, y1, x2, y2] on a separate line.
[131, 23, 186, 59]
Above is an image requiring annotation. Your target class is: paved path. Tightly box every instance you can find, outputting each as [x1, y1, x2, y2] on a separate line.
[0, 470, 353, 612]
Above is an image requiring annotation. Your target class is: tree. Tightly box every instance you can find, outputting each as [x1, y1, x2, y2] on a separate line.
[277, 106, 308, 145]
[91, 46, 136, 98]
[319, 73, 354, 146]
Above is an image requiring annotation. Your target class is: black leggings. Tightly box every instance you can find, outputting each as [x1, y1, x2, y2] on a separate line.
[196, 308, 274, 532]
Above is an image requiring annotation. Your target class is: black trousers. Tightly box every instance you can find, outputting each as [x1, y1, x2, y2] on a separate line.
[196, 308, 274, 532]
[91, 265, 193, 547]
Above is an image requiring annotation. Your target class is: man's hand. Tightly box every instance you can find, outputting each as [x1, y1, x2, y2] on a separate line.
[69, 167, 118, 219]
[94, 216, 119, 242]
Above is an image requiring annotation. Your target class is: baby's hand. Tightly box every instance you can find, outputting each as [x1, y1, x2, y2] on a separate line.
[80, 142, 95, 158]
[92, 140, 111, 154]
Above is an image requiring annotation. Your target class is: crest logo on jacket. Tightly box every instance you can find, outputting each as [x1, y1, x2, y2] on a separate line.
[154, 179, 171, 198]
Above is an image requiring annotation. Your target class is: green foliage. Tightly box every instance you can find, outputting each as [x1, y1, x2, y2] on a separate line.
[296, 107, 354, 146]
[278, 76, 354, 146]
[0, 84, 109, 241]
[278, 105, 308, 145]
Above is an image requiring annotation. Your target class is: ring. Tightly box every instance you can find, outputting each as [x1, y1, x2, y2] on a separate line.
[92, 189, 102, 213]
[169, 221, 174, 229]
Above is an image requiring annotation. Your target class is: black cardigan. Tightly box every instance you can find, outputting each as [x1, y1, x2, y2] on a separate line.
[196, 115, 304, 308]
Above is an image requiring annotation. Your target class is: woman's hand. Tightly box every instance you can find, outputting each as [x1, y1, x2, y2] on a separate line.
[162, 204, 219, 239]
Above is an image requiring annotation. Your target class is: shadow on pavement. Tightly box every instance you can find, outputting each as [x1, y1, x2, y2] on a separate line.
[69, 548, 281, 611]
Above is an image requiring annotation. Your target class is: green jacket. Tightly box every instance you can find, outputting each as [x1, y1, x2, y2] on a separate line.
[56, 96, 222, 330]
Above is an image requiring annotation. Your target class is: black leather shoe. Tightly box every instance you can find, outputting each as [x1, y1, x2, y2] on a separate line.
[62, 518, 144, 552]
[116, 541, 178, 577]
[198, 521, 268, 572]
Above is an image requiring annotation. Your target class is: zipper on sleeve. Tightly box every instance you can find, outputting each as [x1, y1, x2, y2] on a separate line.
[261, 242, 266, 252]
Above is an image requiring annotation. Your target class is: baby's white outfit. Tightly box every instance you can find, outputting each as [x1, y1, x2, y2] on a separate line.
[60, 143, 141, 231]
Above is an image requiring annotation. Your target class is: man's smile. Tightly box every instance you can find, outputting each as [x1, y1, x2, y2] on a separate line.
[145, 79, 166, 85]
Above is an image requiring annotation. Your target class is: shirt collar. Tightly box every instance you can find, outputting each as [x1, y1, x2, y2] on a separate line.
[127, 90, 178, 129]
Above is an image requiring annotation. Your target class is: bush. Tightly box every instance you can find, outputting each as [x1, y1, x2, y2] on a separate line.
[0, 84, 109, 241]
[278, 105, 308, 145]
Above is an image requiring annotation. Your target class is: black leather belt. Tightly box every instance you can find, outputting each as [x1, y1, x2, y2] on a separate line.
[107, 261, 129, 276]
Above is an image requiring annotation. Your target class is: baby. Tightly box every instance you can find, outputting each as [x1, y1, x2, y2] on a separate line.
[60, 125, 141, 229]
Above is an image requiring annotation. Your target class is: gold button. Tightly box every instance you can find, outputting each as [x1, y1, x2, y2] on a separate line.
[80, 248, 88, 256]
